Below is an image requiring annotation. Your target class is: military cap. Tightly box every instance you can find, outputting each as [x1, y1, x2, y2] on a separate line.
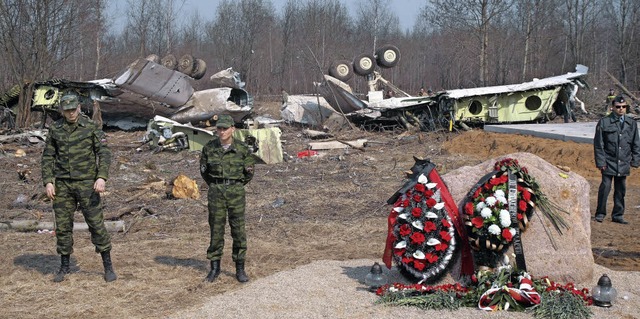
[216, 114, 234, 128]
[612, 95, 627, 105]
[59, 93, 80, 110]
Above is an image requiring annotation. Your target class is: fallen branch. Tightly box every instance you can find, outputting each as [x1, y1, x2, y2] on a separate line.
[0, 220, 125, 232]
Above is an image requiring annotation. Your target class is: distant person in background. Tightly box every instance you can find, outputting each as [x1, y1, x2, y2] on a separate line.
[594, 95, 640, 225]
[41, 92, 116, 283]
[281, 88, 289, 109]
[386, 90, 395, 98]
[427, 89, 435, 97]
[418, 87, 426, 96]
[605, 88, 616, 113]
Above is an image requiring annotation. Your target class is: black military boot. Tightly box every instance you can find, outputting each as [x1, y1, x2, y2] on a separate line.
[205, 260, 221, 282]
[101, 251, 117, 282]
[53, 254, 70, 282]
[235, 261, 249, 283]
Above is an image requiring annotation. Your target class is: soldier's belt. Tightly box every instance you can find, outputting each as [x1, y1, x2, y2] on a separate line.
[210, 178, 240, 185]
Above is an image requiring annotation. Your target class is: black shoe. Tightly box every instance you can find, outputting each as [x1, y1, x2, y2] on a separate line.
[612, 218, 629, 224]
[205, 260, 220, 282]
[594, 215, 604, 223]
[235, 261, 249, 283]
[101, 251, 117, 282]
[53, 254, 71, 282]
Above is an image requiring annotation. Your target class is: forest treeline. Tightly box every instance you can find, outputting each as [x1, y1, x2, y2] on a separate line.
[0, 0, 639, 105]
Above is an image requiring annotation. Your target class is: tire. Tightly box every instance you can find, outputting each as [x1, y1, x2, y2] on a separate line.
[190, 58, 207, 80]
[375, 45, 400, 68]
[145, 54, 160, 63]
[161, 54, 177, 70]
[178, 54, 195, 75]
[328, 60, 353, 82]
[353, 53, 376, 76]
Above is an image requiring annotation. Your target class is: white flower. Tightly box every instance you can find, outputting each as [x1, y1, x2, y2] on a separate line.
[499, 209, 510, 220]
[393, 206, 404, 212]
[480, 207, 493, 219]
[509, 228, 517, 237]
[475, 201, 486, 212]
[485, 196, 497, 207]
[433, 202, 445, 210]
[427, 238, 441, 246]
[411, 220, 424, 230]
[389, 287, 398, 292]
[488, 224, 501, 235]
[417, 174, 428, 184]
[426, 182, 438, 189]
[413, 250, 425, 259]
[496, 196, 507, 205]
[395, 241, 407, 249]
[494, 189, 505, 198]
[425, 211, 438, 219]
[500, 217, 511, 228]
[398, 213, 408, 220]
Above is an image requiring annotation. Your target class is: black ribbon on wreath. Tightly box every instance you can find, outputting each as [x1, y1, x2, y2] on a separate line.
[508, 169, 526, 271]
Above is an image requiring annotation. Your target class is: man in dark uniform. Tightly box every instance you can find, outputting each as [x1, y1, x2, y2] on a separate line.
[594, 95, 640, 224]
[41, 92, 116, 282]
[200, 114, 255, 282]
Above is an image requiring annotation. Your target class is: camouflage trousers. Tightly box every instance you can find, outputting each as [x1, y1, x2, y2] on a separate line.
[53, 179, 111, 255]
[206, 183, 246, 262]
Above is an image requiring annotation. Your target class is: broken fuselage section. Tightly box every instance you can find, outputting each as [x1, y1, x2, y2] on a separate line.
[317, 65, 589, 131]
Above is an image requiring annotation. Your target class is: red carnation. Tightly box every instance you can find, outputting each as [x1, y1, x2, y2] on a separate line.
[502, 228, 513, 242]
[413, 260, 426, 271]
[473, 188, 481, 198]
[440, 230, 451, 242]
[435, 243, 448, 251]
[410, 232, 426, 245]
[394, 248, 406, 256]
[472, 216, 485, 228]
[522, 189, 531, 201]
[518, 199, 528, 212]
[424, 189, 434, 197]
[499, 175, 508, 184]
[425, 253, 438, 264]
[399, 224, 412, 236]
[441, 219, 451, 228]
[402, 256, 414, 264]
[411, 207, 422, 217]
[423, 221, 436, 232]
[413, 194, 422, 202]
[403, 199, 410, 207]
[426, 197, 437, 208]
[517, 213, 523, 220]
[414, 183, 425, 193]
[464, 202, 474, 215]
[490, 177, 501, 185]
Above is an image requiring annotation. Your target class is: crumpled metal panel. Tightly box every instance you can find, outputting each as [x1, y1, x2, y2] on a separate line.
[114, 59, 194, 107]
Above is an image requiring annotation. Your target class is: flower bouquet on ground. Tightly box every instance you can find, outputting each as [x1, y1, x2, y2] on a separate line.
[376, 264, 593, 318]
[461, 158, 568, 267]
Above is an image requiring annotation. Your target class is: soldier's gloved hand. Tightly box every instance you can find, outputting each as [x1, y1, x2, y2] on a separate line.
[599, 166, 606, 171]
[45, 183, 56, 200]
[94, 178, 106, 193]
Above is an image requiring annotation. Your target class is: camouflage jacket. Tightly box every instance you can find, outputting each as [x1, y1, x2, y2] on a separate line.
[200, 137, 255, 185]
[41, 115, 111, 186]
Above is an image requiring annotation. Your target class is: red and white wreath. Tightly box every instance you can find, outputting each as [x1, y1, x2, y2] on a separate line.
[389, 173, 457, 283]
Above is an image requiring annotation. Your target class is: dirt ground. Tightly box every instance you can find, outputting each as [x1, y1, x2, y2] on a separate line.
[0, 102, 639, 318]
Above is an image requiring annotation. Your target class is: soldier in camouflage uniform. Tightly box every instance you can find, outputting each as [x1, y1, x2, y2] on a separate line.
[200, 114, 255, 283]
[41, 92, 116, 283]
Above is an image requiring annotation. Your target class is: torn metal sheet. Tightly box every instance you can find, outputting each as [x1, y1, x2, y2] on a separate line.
[170, 87, 253, 124]
[114, 59, 194, 107]
[280, 95, 338, 127]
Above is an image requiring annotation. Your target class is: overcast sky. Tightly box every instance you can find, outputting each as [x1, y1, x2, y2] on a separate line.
[108, 0, 425, 33]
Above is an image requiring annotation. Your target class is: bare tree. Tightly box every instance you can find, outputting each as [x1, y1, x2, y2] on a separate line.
[354, 0, 401, 54]
[603, 0, 640, 84]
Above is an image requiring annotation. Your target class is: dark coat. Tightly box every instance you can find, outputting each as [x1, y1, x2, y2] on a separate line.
[594, 113, 640, 176]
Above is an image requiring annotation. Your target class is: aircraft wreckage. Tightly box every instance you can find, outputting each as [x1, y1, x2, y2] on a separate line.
[282, 45, 590, 132]
[0, 55, 253, 131]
